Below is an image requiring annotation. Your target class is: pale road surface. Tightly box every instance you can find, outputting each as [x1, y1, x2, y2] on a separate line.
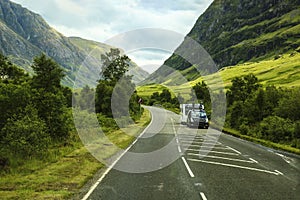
[83, 106, 300, 200]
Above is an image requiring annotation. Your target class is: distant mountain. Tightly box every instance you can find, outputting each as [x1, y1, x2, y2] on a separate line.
[146, 0, 300, 83]
[0, 0, 149, 87]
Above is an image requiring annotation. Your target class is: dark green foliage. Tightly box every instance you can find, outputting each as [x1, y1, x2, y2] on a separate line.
[0, 54, 74, 167]
[75, 85, 95, 112]
[95, 49, 142, 121]
[227, 74, 260, 105]
[100, 48, 130, 83]
[147, 88, 180, 113]
[0, 54, 28, 84]
[0, 83, 32, 130]
[1, 105, 50, 158]
[31, 54, 72, 140]
[31, 54, 65, 92]
[258, 116, 294, 143]
[275, 89, 300, 121]
[192, 81, 211, 112]
[226, 73, 300, 148]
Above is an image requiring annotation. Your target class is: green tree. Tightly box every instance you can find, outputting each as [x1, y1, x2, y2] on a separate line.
[0, 54, 28, 84]
[227, 74, 260, 105]
[192, 81, 211, 110]
[31, 54, 64, 92]
[276, 89, 300, 121]
[100, 48, 130, 83]
[96, 48, 141, 120]
[31, 54, 71, 140]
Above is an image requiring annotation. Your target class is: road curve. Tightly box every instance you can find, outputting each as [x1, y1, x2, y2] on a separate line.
[82, 106, 300, 200]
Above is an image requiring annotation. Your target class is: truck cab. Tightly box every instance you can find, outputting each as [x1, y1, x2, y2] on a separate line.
[180, 103, 204, 124]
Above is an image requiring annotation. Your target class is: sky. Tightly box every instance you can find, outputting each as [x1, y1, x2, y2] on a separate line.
[11, 0, 213, 73]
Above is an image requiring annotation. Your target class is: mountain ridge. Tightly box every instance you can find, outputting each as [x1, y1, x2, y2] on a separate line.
[0, 0, 149, 87]
[146, 0, 300, 84]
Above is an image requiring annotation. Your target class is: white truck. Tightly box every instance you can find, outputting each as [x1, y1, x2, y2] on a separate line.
[180, 103, 204, 124]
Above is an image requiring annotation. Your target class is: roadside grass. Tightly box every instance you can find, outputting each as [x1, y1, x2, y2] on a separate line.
[222, 127, 300, 155]
[0, 109, 151, 199]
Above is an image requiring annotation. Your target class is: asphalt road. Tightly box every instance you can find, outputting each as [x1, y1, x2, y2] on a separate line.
[83, 106, 300, 200]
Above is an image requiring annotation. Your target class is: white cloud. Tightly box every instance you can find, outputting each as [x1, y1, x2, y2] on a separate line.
[10, 0, 213, 73]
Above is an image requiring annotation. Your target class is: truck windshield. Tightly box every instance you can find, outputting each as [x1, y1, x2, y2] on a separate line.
[192, 111, 206, 118]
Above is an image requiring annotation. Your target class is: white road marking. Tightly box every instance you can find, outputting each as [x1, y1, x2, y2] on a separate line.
[186, 148, 240, 156]
[171, 118, 183, 154]
[82, 108, 153, 200]
[249, 158, 258, 163]
[181, 141, 222, 146]
[178, 146, 182, 153]
[200, 192, 208, 200]
[181, 144, 230, 150]
[275, 170, 284, 175]
[226, 146, 241, 154]
[187, 153, 256, 163]
[275, 153, 291, 164]
[188, 158, 280, 175]
[179, 138, 205, 143]
[182, 157, 195, 178]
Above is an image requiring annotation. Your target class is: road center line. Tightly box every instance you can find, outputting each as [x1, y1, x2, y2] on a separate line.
[200, 192, 208, 200]
[181, 157, 195, 178]
[178, 146, 182, 153]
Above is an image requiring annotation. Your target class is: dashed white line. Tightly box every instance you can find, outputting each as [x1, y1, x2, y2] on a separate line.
[188, 158, 280, 175]
[182, 157, 195, 178]
[187, 153, 256, 163]
[226, 146, 241, 154]
[178, 146, 182, 153]
[200, 192, 208, 200]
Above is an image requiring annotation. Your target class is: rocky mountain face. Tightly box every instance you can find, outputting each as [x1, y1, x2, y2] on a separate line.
[0, 0, 149, 87]
[147, 0, 300, 83]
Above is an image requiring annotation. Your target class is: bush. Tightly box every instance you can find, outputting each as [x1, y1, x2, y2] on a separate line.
[259, 116, 294, 143]
[1, 106, 50, 159]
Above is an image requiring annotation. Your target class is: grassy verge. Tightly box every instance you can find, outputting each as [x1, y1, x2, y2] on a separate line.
[0, 109, 151, 199]
[222, 127, 300, 155]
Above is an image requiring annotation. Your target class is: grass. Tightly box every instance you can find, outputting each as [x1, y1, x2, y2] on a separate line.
[222, 127, 300, 155]
[138, 52, 300, 102]
[0, 109, 151, 199]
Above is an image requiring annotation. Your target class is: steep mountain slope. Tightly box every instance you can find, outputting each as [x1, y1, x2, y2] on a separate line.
[147, 0, 300, 83]
[0, 0, 149, 87]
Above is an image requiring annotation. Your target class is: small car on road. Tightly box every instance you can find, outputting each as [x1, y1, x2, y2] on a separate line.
[186, 109, 209, 129]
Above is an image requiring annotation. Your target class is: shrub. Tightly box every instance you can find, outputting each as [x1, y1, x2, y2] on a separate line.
[259, 116, 294, 143]
[1, 106, 50, 159]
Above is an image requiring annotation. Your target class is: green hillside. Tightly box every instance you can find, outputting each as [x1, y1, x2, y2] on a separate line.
[146, 0, 300, 84]
[138, 51, 300, 99]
